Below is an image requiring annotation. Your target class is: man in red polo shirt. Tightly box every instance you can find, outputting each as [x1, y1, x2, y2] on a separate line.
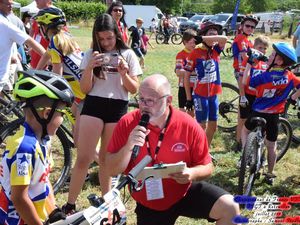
[106, 74, 240, 225]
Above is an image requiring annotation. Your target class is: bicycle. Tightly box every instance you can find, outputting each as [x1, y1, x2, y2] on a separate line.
[50, 155, 152, 225]
[238, 116, 292, 196]
[218, 82, 240, 132]
[155, 28, 183, 45]
[0, 94, 139, 194]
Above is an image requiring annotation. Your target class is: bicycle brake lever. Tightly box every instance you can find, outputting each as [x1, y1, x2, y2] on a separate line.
[130, 176, 154, 192]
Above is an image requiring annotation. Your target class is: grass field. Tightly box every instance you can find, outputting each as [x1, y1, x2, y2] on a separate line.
[54, 27, 300, 224]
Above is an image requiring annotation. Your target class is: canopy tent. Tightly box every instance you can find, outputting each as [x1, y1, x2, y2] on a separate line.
[20, 1, 39, 15]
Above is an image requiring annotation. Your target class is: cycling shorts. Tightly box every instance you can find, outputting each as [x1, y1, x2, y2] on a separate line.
[81, 95, 128, 123]
[133, 47, 144, 58]
[244, 111, 279, 142]
[239, 94, 256, 119]
[193, 94, 218, 122]
[135, 181, 228, 225]
[178, 87, 192, 109]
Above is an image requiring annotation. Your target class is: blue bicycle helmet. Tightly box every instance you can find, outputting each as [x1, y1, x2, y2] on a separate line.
[273, 42, 297, 66]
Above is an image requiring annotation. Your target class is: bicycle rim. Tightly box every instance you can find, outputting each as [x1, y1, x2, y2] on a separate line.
[155, 33, 165, 44]
[282, 100, 300, 144]
[50, 126, 72, 194]
[276, 117, 292, 162]
[218, 82, 239, 132]
[171, 33, 182, 45]
[238, 132, 258, 195]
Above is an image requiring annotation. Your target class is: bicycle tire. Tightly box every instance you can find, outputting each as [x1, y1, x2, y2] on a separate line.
[221, 40, 233, 58]
[0, 118, 72, 195]
[171, 33, 183, 45]
[238, 132, 258, 196]
[218, 82, 239, 132]
[0, 97, 23, 129]
[276, 117, 293, 162]
[282, 98, 300, 144]
[155, 33, 165, 44]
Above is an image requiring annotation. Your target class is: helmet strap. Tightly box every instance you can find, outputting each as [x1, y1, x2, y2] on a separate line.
[28, 100, 59, 139]
[267, 53, 277, 71]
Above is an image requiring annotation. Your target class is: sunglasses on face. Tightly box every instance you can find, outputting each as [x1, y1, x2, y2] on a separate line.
[112, 8, 123, 13]
[245, 24, 255, 29]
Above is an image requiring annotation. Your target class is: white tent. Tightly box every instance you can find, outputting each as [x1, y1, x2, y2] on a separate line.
[12, 1, 21, 8]
[20, 1, 39, 15]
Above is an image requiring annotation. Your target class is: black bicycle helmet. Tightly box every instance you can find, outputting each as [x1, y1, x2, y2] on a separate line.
[198, 21, 222, 35]
[14, 69, 74, 107]
[34, 7, 66, 29]
[241, 14, 260, 26]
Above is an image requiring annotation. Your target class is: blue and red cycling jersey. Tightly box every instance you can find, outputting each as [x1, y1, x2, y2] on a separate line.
[185, 44, 223, 97]
[250, 69, 300, 114]
[232, 34, 253, 72]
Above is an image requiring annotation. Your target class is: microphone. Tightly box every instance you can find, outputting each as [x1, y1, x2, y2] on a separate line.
[131, 113, 150, 160]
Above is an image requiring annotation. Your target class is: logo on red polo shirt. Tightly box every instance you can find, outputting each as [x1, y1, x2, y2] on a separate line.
[171, 143, 188, 152]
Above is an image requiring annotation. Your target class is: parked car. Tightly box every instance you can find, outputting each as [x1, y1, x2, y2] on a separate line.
[182, 12, 197, 19]
[254, 12, 284, 32]
[179, 14, 213, 33]
[177, 16, 188, 27]
[209, 13, 245, 36]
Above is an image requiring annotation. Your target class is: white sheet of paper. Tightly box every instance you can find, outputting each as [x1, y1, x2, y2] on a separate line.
[145, 178, 164, 201]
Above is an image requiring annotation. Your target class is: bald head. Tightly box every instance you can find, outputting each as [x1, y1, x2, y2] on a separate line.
[140, 74, 171, 97]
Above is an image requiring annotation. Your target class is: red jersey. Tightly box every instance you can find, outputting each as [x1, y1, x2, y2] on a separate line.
[107, 107, 211, 211]
[240, 59, 268, 96]
[118, 21, 128, 43]
[185, 44, 222, 97]
[30, 20, 49, 68]
[175, 48, 196, 87]
[232, 34, 253, 72]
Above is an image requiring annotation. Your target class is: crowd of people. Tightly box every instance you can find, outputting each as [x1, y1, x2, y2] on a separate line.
[0, 0, 300, 224]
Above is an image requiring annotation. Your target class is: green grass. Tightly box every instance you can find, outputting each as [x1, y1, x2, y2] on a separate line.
[56, 28, 300, 224]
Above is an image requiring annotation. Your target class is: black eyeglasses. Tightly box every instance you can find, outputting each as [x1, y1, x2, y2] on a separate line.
[112, 8, 123, 13]
[137, 95, 169, 107]
[245, 24, 255, 29]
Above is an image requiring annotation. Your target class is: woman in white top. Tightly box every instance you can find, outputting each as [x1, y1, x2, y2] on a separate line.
[63, 13, 142, 214]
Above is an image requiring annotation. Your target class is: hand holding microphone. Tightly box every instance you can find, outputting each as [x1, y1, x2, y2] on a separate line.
[130, 114, 150, 159]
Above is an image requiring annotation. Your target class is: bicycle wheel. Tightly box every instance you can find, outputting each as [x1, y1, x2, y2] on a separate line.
[0, 118, 71, 194]
[171, 33, 183, 45]
[0, 97, 23, 129]
[276, 117, 292, 162]
[282, 98, 300, 144]
[221, 40, 233, 58]
[218, 82, 239, 132]
[238, 132, 258, 196]
[155, 33, 165, 44]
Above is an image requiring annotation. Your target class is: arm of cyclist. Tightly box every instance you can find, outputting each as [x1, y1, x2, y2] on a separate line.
[169, 163, 213, 184]
[52, 63, 64, 76]
[25, 37, 46, 57]
[291, 88, 300, 101]
[106, 124, 150, 176]
[202, 35, 228, 48]
[11, 185, 44, 225]
[36, 52, 51, 70]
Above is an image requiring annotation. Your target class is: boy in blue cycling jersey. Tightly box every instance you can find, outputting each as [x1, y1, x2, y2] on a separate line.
[241, 43, 300, 185]
[0, 70, 74, 225]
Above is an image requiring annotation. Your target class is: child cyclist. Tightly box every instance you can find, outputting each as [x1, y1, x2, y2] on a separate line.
[238, 36, 270, 139]
[0, 70, 74, 225]
[175, 29, 197, 116]
[184, 22, 227, 146]
[35, 7, 85, 145]
[232, 15, 260, 151]
[241, 43, 300, 185]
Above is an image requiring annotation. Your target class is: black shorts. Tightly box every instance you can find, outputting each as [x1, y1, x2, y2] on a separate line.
[135, 181, 228, 225]
[239, 94, 256, 119]
[244, 111, 279, 142]
[178, 87, 193, 109]
[81, 95, 128, 123]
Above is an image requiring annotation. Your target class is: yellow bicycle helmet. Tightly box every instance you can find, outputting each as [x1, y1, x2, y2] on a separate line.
[34, 7, 66, 29]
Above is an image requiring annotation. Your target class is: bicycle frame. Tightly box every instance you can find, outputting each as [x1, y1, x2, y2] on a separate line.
[51, 155, 152, 225]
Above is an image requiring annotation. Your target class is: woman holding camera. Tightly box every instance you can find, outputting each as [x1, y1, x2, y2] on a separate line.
[62, 13, 142, 214]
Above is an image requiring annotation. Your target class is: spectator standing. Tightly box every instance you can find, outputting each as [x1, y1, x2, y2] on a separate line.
[107, 1, 128, 44]
[106, 74, 240, 225]
[149, 17, 157, 39]
[232, 15, 259, 151]
[22, 11, 31, 34]
[62, 13, 142, 214]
